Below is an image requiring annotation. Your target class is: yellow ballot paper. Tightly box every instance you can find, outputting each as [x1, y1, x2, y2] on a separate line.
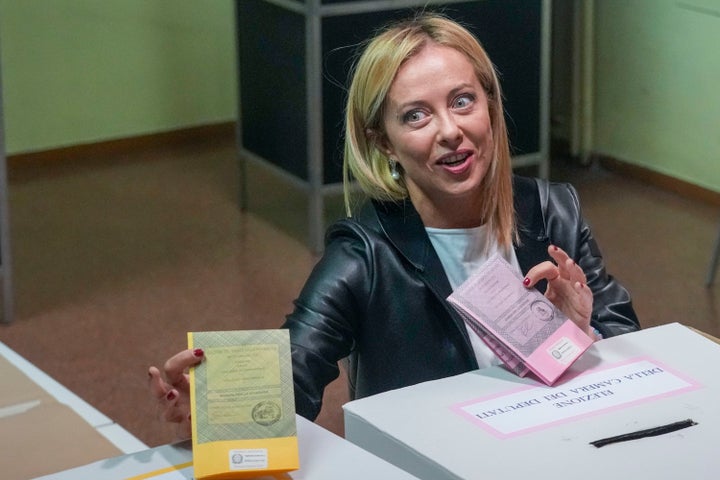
[188, 329, 299, 479]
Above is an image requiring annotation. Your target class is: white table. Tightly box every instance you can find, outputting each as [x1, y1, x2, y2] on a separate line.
[0, 342, 147, 479]
[1, 340, 418, 480]
[35, 415, 420, 479]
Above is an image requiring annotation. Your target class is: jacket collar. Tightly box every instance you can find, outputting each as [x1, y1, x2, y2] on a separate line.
[370, 175, 551, 284]
[371, 198, 435, 272]
[512, 176, 552, 276]
[371, 196, 468, 361]
[371, 196, 456, 300]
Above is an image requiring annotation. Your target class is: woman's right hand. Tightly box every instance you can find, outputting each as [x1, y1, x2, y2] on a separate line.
[523, 245, 594, 338]
[147, 348, 204, 440]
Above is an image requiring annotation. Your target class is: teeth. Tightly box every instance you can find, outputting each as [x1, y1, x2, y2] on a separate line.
[442, 153, 467, 164]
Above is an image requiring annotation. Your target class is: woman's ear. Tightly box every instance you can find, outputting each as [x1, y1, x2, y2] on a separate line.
[364, 128, 377, 145]
[366, 128, 393, 158]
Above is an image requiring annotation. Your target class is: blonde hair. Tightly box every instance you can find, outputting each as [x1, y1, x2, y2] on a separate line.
[343, 13, 516, 249]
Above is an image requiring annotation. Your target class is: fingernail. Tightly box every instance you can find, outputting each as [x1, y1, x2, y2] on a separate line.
[193, 348, 204, 357]
[523, 277, 531, 286]
[553, 245, 559, 251]
[166, 391, 177, 401]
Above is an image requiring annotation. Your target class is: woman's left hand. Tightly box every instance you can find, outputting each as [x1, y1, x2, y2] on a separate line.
[523, 245, 595, 339]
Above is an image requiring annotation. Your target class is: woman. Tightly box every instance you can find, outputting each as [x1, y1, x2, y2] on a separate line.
[149, 14, 639, 434]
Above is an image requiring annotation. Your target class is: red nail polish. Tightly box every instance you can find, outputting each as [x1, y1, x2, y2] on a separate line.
[523, 277, 531, 286]
[193, 348, 204, 357]
[166, 391, 176, 401]
[553, 245, 559, 251]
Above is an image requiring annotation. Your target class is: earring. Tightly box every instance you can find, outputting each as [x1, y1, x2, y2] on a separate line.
[389, 158, 400, 181]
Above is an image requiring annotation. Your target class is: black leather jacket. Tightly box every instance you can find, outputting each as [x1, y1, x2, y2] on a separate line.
[283, 175, 639, 420]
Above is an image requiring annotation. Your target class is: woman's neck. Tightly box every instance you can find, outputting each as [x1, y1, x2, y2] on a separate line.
[410, 191, 485, 229]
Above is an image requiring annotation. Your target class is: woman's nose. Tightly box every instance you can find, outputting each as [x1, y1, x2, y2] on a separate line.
[436, 113, 462, 146]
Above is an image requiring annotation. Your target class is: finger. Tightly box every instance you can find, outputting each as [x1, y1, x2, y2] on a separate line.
[162, 390, 187, 423]
[163, 349, 204, 386]
[549, 245, 586, 283]
[569, 282, 594, 327]
[150, 371, 182, 423]
[548, 245, 573, 278]
[547, 244, 570, 265]
[148, 366, 169, 399]
[523, 261, 559, 288]
[558, 257, 579, 282]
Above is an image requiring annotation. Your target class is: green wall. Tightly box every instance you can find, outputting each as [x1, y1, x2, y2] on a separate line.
[1, 1, 718, 194]
[593, 0, 720, 192]
[0, 0, 236, 155]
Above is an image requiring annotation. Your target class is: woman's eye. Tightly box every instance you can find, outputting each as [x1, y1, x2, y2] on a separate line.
[403, 110, 427, 124]
[453, 94, 475, 109]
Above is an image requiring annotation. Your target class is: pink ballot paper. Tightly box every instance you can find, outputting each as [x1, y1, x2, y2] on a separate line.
[447, 254, 593, 385]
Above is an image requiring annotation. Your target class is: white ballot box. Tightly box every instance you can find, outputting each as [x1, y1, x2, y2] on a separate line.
[343, 323, 720, 480]
[35, 415, 420, 480]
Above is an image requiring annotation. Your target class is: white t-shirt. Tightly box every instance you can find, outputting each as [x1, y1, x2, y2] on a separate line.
[426, 225, 522, 369]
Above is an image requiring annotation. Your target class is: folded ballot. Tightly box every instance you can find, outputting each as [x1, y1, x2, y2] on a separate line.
[447, 254, 593, 385]
[188, 329, 299, 479]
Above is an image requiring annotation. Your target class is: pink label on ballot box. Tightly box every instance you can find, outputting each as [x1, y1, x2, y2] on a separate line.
[451, 357, 701, 438]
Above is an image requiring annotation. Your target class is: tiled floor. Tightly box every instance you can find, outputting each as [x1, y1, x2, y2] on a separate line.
[1, 135, 718, 448]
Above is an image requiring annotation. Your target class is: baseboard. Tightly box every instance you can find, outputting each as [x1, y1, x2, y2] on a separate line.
[550, 136, 720, 207]
[8, 129, 719, 208]
[7, 122, 236, 173]
[597, 155, 720, 207]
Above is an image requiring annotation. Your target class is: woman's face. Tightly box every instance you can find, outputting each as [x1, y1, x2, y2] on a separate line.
[381, 42, 494, 227]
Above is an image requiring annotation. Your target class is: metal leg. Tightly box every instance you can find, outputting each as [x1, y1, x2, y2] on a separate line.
[0, 43, 13, 324]
[706, 221, 720, 287]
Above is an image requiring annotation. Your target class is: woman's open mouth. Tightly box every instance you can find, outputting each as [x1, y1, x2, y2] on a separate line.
[437, 151, 473, 174]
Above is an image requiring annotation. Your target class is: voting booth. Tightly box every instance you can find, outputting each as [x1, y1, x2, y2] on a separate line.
[343, 324, 719, 480]
[236, 0, 550, 251]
